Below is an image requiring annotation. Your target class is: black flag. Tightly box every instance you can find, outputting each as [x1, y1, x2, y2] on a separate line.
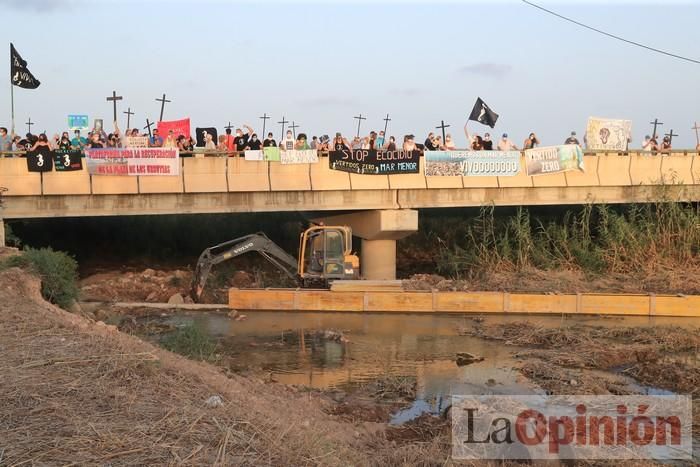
[10, 43, 40, 89]
[196, 127, 217, 147]
[26, 146, 53, 172]
[468, 97, 498, 128]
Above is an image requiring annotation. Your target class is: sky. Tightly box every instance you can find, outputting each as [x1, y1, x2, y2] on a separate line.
[1, 0, 699, 148]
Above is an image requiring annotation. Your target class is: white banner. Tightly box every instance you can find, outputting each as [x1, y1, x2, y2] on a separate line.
[586, 117, 632, 151]
[125, 136, 149, 148]
[244, 150, 264, 161]
[281, 149, 318, 164]
[85, 148, 180, 176]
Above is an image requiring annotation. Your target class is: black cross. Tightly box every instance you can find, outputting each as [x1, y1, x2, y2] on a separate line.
[155, 93, 171, 122]
[278, 116, 289, 137]
[106, 90, 123, 122]
[123, 107, 134, 130]
[649, 118, 664, 140]
[436, 120, 451, 144]
[665, 129, 678, 145]
[259, 113, 270, 138]
[382, 113, 391, 137]
[288, 121, 299, 139]
[225, 122, 234, 131]
[353, 114, 367, 138]
[25, 117, 34, 134]
[692, 122, 700, 147]
[144, 118, 155, 138]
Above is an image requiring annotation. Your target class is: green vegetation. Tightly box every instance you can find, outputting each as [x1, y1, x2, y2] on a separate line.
[161, 322, 217, 360]
[1, 247, 79, 309]
[418, 203, 700, 279]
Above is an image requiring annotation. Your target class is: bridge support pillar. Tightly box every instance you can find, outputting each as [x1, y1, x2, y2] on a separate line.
[0, 219, 4, 247]
[316, 209, 418, 280]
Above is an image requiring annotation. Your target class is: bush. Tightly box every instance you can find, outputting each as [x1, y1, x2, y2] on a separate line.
[1, 247, 79, 309]
[161, 323, 217, 360]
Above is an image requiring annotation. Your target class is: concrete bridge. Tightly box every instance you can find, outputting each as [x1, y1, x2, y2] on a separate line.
[2, 151, 699, 280]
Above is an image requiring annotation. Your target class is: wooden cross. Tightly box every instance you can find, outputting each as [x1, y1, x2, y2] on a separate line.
[25, 117, 34, 134]
[106, 90, 123, 122]
[288, 121, 300, 139]
[692, 122, 700, 147]
[225, 122, 234, 131]
[259, 113, 270, 137]
[123, 107, 134, 129]
[354, 114, 366, 138]
[436, 120, 451, 143]
[155, 93, 171, 122]
[664, 129, 678, 145]
[144, 119, 155, 138]
[649, 118, 664, 140]
[382, 113, 391, 137]
[278, 116, 289, 137]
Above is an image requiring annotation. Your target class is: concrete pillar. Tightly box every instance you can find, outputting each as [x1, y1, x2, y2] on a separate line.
[316, 209, 418, 280]
[361, 239, 397, 280]
[0, 217, 4, 247]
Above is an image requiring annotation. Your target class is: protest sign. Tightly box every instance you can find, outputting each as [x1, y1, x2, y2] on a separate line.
[85, 148, 180, 176]
[263, 147, 281, 162]
[425, 151, 520, 176]
[525, 145, 584, 176]
[125, 136, 149, 148]
[586, 117, 632, 151]
[53, 149, 83, 171]
[281, 149, 318, 164]
[26, 146, 53, 172]
[67, 115, 89, 131]
[244, 150, 264, 161]
[329, 149, 420, 175]
[157, 118, 190, 139]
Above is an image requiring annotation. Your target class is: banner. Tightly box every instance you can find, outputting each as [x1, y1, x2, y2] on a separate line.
[67, 115, 89, 131]
[525, 145, 584, 176]
[85, 148, 180, 176]
[281, 149, 318, 164]
[195, 127, 217, 147]
[425, 151, 520, 176]
[329, 149, 420, 174]
[53, 149, 83, 171]
[263, 146, 281, 162]
[244, 150, 264, 161]
[26, 146, 53, 172]
[10, 43, 40, 89]
[586, 117, 632, 151]
[157, 118, 190, 139]
[125, 136, 149, 148]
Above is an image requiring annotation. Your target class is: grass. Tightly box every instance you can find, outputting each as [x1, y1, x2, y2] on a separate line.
[160, 322, 217, 360]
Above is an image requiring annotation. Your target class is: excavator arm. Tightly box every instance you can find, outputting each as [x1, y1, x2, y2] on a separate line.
[190, 233, 299, 302]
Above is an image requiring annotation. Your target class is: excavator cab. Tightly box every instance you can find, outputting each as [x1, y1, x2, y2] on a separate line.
[299, 226, 359, 288]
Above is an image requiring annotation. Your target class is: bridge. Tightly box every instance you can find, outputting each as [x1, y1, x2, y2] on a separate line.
[2, 150, 699, 279]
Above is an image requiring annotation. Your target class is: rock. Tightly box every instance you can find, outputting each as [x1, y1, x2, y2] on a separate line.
[184, 296, 194, 304]
[94, 308, 110, 322]
[145, 291, 158, 302]
[330, 390, 347, 403]
[301, 420, 310, 428]
[486, 378, 497, 387]
[569, 379, 578, 386]
[204, 395, 224, 408]
[228, 310, 239, 319]
[167, 293, 184, 305]
[456, 352, 485, 366]
[142, 268, 156, 277]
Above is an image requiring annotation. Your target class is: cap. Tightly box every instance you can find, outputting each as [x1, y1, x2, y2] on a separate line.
[571, 131, 577, 136]
[335, 132, 342, 137]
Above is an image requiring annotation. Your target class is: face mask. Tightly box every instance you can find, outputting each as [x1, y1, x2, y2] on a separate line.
[252, 137, 257, 141]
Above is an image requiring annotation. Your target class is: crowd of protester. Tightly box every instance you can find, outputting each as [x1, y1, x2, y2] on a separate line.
[0, 120, 695, 156]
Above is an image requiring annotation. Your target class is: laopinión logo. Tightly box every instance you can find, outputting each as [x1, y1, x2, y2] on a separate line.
[452, 395, 692, 461]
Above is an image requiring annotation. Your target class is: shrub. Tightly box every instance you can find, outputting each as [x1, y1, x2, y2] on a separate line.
[161, 323, 217, 360]
[1, 247, 79, 309]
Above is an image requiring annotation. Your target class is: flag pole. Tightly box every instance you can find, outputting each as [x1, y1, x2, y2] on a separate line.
[10, 44, 15, 134]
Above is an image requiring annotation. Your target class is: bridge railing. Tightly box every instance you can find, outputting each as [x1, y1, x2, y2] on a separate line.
[0, 151, 698, 197]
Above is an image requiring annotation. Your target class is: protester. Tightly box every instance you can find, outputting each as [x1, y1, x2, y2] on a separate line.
[376, 131, 385, 149]
[87, 132, 103, 149]
[71, 130, 87, 149]
[350, 137, 362, 150]
[444, 134, 456, 150]
[333, 133, 351, 151]
[310, 136, 318, 149]
[564, 131, 580, 145]
[641, 135, 656, 152]
[234, 125, 254, 152]
[386, 136, 397, 151]
[0, 127, 13, 153]
[424, 132, 438, 151]
[30, 133, 51, 151]
[523, 132, 540, 149]
[217, 134, 228, 151]
[163, 130, 177, 149]
[224, 128, 235, 152]
[58, 133, 72, 150]
[263, 132, 277, 148]
[204, 132, 216, 150]
[497, 133, 518, 151]
[281, 130, 295, 150]
[660, 136, 672, 154]
[471, 135, 484, 150]
[246, 133, 262, 150]
[403, 135, 417, 151]
[295, 133, 311, 150]
[434, 135, 445, 150]
[149, 129, 164, 147]
[317, 135, 330, 151]
[482, 133, 493, 150]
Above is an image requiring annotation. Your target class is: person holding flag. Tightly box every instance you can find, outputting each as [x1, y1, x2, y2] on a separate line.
[464, 97, 499, 148]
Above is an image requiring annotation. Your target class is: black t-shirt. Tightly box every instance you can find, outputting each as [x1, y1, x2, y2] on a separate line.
[263, 138, 276, 148]
[564, 137, 580, 145]
[483, 140, 493, 150]
[424, 138, 437, 151]
[89, 142, 104, 149]
[18, 139, 30, 150]
[334, 142, 349, 151]
[234, 134, 249, 151]
[247, 139, 262, 150]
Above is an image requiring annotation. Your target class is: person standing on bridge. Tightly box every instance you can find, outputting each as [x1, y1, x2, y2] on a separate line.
[263, 132, 277, 148]
[497, 133, 517, 151]
[523, 132, 540, 149]
[234, 125, 254, 153]
[564, 131, 580, 145]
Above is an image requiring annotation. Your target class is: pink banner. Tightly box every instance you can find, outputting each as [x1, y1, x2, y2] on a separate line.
[157, 118, 190, 139]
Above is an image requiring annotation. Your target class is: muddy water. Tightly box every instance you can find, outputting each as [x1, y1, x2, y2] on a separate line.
[162, 312, 693, 422]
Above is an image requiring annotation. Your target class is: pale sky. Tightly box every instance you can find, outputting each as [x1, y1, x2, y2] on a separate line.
[1, 0, 699, 147]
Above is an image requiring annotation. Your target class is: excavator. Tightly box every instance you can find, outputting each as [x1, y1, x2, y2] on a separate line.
[190, 225, 360, 302]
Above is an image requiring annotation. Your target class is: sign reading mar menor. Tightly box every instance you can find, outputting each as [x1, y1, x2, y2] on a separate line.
[85, 148, 180, 176]
[425, 150, 520, 176]
[329, 149, 420, 175]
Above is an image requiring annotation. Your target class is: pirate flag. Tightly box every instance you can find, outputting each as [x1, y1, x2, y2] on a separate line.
[468, 97, 498, 128]
[53, 149, 83, 171]
[26, 146, 53, 172]
[195, 127, 217, 147]
[10, 43, 40, 89]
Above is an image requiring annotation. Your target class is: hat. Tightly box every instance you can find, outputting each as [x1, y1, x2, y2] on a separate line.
[502, 133, 508, 138]
[645, 135, 651, 139]
[571, 131, 577, 136]
[335, 132, 342, 137]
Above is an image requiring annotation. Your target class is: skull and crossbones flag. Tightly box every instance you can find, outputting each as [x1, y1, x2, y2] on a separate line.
[10, 43, 41, 89]
[468, 97, 498, 128]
